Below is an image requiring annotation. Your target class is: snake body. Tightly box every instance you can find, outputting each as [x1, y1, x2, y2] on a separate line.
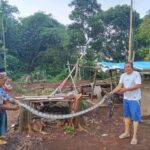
[16, 95, 108, 120]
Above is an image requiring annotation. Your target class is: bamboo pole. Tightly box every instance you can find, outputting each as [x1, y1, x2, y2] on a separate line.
[50, 55, 83, 96]
[67, 61, 78, 93]
[74, 60, 79, 83]
[0, 0, 7, 71]
[91, 70, 97, 101]
[128, 0, 133, 62]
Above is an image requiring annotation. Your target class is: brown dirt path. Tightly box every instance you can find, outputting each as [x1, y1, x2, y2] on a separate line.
[1, 106, 150, 150]
[1, 81, 150, 150]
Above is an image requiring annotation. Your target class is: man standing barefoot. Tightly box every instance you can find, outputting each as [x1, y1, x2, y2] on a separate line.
[111, 62, 142, 145]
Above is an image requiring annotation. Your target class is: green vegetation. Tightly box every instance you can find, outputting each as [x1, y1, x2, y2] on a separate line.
[0, 0, 149, 81]
[137, 13, 150, 60]
[64, 125, 75, 133]
[13, 85, 30, 95]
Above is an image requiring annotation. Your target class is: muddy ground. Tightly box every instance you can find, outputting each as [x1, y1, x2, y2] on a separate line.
[1, 81, 150, 150]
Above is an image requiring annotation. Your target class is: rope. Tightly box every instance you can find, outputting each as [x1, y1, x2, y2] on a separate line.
[15, 94, 108, 120]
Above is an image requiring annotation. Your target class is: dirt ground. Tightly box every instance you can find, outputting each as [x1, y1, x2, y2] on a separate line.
[2, 106, 150, 150]
[1, 82, 150, 150]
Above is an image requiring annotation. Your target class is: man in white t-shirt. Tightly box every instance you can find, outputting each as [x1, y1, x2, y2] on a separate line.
[111, 62, 142, 145]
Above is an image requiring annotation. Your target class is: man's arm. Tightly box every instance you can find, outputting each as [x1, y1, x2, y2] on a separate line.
[111, 83, 123, 94]
[121, 72, 142, 93]
[0, 104, 19, 110]
[120, 84, 142, 93]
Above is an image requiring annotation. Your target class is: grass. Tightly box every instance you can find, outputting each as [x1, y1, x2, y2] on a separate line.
[13, 85, 30, 95]
[64, 125, 75, 133]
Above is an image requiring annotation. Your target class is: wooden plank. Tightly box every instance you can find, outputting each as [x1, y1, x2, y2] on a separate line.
[21, 99, 74, 103]
[141, 80, 150, 116]
[141, 90, 150, 116]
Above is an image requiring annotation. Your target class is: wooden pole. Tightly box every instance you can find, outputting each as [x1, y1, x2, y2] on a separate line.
[0, 0, 7, 71]
[67, 61, 78, 93]
[19, 101, 32, 132]
[91, 70, 97, 101]
[128, 0, 133, 62]
[74, 59, 79, 83]
[78, 67, 81, 80]
[109, 70, 113, 91]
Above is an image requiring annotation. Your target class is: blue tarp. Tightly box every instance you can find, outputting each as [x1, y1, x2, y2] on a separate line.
[97, 61, 150, 71]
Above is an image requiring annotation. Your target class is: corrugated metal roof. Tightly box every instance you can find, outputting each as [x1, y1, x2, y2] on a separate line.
[97, 61, 150, 71]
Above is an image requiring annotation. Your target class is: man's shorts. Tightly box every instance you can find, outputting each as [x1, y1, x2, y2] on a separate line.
[123, 99, 141, 122]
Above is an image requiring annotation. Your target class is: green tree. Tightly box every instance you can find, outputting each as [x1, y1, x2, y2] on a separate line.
[138, 13, 150, 60]
[102, 5, 141, 62]
[0, 0, 19, 69]
[37, 23, 71, 76]
[68, 0, 104, 60]
[17, 12, 68, 73]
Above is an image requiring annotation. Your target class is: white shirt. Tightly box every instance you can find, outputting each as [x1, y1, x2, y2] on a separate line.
[119, 71, 141, 101]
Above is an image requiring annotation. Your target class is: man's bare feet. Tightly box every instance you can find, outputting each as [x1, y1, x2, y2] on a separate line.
[119, 133, 130, 139]
[0, 135, 6, 139]
[130, 138, 138, 145]
[0, 139, 7, 145]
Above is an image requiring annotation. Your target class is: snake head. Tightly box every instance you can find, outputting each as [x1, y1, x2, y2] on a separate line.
[104, 93, 114, 101]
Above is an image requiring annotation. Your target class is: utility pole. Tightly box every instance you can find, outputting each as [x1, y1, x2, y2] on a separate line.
[128, 0, 133, 62]
[0, 0, 7, 71]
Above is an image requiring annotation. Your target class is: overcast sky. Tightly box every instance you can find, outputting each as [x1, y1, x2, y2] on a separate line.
[9, 0, 150, 25]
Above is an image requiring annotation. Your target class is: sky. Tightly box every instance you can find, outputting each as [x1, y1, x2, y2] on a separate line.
[9, 0, 150, 25]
